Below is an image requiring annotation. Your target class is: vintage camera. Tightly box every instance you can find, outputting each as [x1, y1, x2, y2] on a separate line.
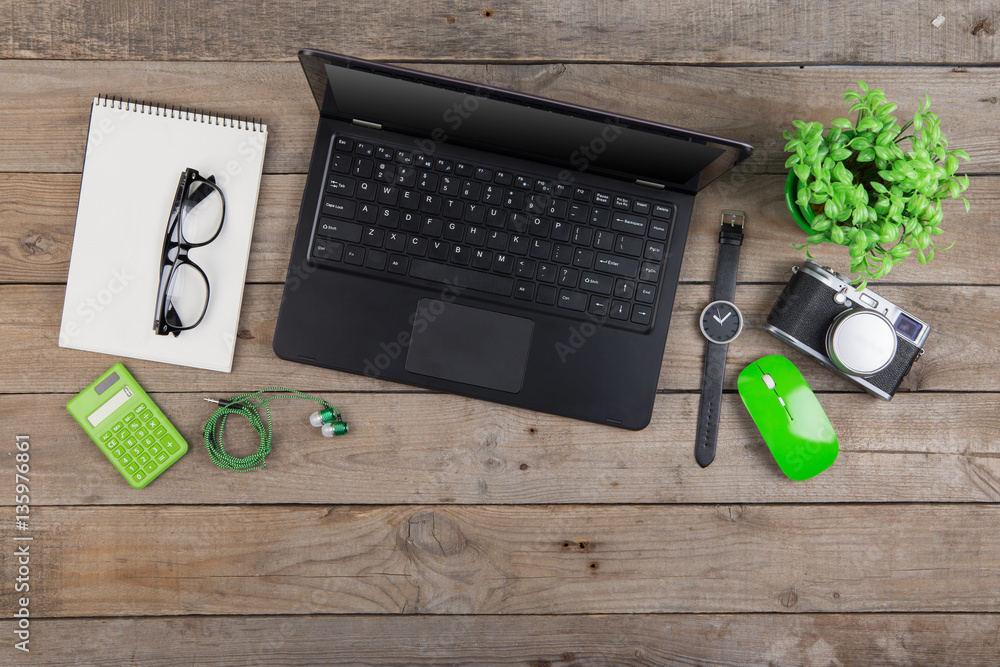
[764, 259, 929, 400]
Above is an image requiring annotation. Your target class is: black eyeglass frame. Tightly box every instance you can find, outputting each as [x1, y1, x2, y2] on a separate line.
[153, 168, 226, 337]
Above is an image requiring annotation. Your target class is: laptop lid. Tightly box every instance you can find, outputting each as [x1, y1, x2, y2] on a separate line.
[299, 49, 752, 194]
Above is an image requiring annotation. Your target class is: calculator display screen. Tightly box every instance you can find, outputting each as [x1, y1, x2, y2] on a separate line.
[87, 385, 133, 427]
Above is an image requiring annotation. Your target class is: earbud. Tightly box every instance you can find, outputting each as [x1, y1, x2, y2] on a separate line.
[309, 407, 348, 436]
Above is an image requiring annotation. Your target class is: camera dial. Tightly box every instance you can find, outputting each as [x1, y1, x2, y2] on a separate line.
[825, 309, 897, 377]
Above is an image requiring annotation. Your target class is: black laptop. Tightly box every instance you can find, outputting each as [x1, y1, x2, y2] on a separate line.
[273, 50, 752, 429]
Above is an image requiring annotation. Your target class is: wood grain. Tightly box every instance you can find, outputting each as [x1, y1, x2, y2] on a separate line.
[1, 171, 994, 285]
[3, 613, 1000, 666]
[10, 0, 1000, 64]
[4, 392, 998, 505]
[2, 61, 999, 175]
[1, 283, 996, 394]
[3, 505, 999, 617]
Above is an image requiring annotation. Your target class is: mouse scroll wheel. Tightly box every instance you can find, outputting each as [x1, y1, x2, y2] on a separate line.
[762, 374, 776, 390]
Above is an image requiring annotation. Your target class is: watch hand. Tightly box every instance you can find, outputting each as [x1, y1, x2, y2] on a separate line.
[717, 311, 732, 324]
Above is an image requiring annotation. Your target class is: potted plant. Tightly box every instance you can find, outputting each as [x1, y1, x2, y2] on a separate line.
[782, 81, 970, 288]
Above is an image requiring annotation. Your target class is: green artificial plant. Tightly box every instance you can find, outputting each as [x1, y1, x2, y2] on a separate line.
[783, 81, 970, 288]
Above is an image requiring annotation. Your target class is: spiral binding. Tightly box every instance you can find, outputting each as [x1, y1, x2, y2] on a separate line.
[95, 95, 265, 132]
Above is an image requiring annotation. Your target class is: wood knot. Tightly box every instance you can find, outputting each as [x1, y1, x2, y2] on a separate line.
[481, 8, 494, 17]
[406, 510, 465, 557]
[236, 329, 254, 340]
[971, 19, 994, 36]
[779, 589, 799, 608]
[19, 231, 53, 256]
[445, 16, 456, 24]
[562, 653, 576, 663]
[715, 505, 746, 522]
[561, 539, 593, 552]
[520, 463, 529, 470]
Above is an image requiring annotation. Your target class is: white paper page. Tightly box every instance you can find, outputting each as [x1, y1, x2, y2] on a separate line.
[59, 98, 267, 372]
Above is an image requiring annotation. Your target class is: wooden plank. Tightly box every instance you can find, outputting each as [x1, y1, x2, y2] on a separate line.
[4, 392, 998, 505]
[0, 283, 994, 394]
[0, 0, 11, 59]
[2, 172, 995, 285]
[2, 61, 999, 175]
[3, 505, 999, 616]
[11, 0, 1000, 64]
[3, 613, 1000, 665]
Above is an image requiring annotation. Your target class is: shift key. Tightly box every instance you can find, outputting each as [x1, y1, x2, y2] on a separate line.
[317, 218, 363, 243]
[322, 196, 357, 219]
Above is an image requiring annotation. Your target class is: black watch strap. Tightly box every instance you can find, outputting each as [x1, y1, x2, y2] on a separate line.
[695, 340, 729, 467]
[695, 211, 744, 468]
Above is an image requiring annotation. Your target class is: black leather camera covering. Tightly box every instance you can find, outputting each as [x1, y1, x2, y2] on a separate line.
[766, 270, 920, 397]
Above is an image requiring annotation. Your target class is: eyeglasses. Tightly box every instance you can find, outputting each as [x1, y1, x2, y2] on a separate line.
[153, 168, 226, 337]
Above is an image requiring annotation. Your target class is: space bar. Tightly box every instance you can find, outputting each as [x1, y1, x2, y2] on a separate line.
[409, 259, 513, 297]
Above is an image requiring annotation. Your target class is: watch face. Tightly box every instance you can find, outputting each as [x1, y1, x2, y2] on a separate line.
[700, 300, 743, 344]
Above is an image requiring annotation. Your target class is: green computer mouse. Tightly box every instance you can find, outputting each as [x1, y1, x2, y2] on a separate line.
[737, 355, 838, 480]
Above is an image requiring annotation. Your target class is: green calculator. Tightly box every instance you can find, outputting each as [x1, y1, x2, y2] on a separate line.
[67, 363, 188, 488]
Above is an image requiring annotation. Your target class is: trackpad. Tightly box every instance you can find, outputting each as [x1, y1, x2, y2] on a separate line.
[405, 299, 534, 393]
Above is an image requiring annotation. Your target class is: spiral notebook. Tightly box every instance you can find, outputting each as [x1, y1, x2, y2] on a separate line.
[59, 96, 268, 372]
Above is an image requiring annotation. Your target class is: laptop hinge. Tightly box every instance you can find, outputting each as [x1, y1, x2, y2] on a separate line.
[634, 179, 666, 190]
[352, 119, 382, 130]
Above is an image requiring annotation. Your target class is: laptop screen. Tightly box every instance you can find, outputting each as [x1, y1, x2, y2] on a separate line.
[301, 51, 751, 193]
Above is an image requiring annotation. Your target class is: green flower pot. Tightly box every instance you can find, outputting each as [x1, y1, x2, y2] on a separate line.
[784, 171, 817, 235]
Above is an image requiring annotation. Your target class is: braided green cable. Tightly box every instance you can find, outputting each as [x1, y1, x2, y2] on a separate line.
[203, 387, 341, 471]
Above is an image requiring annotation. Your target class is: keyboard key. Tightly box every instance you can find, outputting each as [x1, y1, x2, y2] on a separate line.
[374, 161, 395, 183]
[400, 212, 421, 232]
[507, 212, 528, 233]
[386, 231, 406, 252]
[536, 263, 557, 284]
[515, 258, 535, 278]
[483, 185, 503, 206]
[487, 230, 508, 250]
[321, 197, 356, 219]
[155, 452, 169, 463]
[126, 462, 140, 474]
[536, 284, 557, 305]
[551, 220, 572, 242]
[418, 171, 439, 191]
[593, 230, 614, 251]
[547, 199, 569, 219]
[558, 290, 588, 312]
[649, 219, 669, 240]
[509, 234, 529, 255]
[134, 403, 147, 414]
[514, 175, 533, 189]
[611, 213, 647, 236]
[466, 225, 486, 246]
[471, 249, 493, 270]
[358, 203, 377, 224]
[356, 181, 377, 201]
[504, 190, 525, 209]
[379, 209, 401, 228]
[558, 267, 579, 287]
[450, 244, 471, 265]
[112, 445, 126, 459]
[631, 305, 653, 325]
[461, 181, 482, 200]
[644, 241, 665, 261]
[420, 194, 442, 215]
[122, 412, 136, 424]
[334, 136, 354, 151]
[443, 199, 464, 219]
[593, 192, 611, 207]
[366, 249, 388, 270]
[376, 185, 399, 206]
[407, 237, 428, 257]
[610, 300, 631, 320]
[614, 278, 636, 299]
[138, 453, 151, 465]
[494, 170, 513, 186]
[615, 234, 644, 257]
[552, 244, 574, 264]
[493, 253, 514, 275]
[588, 295, 610, 317]
[465, 203, 485, 224]
[633, 200, 651, 215]
[652, 204, 673, 219]
[387, 255, 409, 274]
[573, 248, 595, 269]
[148, 417, 160, 428]
[440, 176, 460, 196]
[486, 207, 506, 227]
[444, 221, 464, 242]
[535, 179, 552, 194]
[353, 158, 374, 178]
[317, 219, 363, 243]
[161, 435, 180, 454]
[529, 239, 551, 260]
[133, 470, 145, 482]
[344, 245, 365, 265]
[415, 154, 434, 169]
[423, 217, 444, 237]
[636, 283, 656, 304]
[121, 454, 132, 465]
[573, 187, 592, 201]
[327, 176, 356, 196]
[409, 259, 513, 296]
[314, 239, 342, 262]
[613, 196, 631, 210]
[434, 159, 454, 173]
[528, 217, 550, 237]
[428, 239, 449, 261]
[640, 261, 661, 283]
[330, 153, 352, 174]
[475, 167, 493, 181]
[376, 146, 394, 160]
[579, 272, 613, 294]
[112, 422, 124, 434]
[149, 443, 163, 455]
[568, 204, 589, 223]
[455, 162, 474, 177]
[355, 142, 374, 157]
[399, 190, 420, 210]
[363, 226, 385, 247]
[396, 150, 414, 165]
[144, 461, 159, 474]
[514, 281, 535, 300]
[594, 253, 639, 278]
[572, 225, 593, 245]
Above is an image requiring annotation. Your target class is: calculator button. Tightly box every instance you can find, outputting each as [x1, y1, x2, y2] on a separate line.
[148, 417, 160, 428]
[126, 462, 140, 474]
[162, 435, 179, 454]
[125, 437, 137, 448]
[111, 422, 124, 434]
[130, 445, 143, 456]
[152, 426, 167, 439]
[134, 403, 147, 414]
[107, 437, 119, 449]
[120, 454, 132, 465]
[149, 444, 163, 456]
[112, 446, 126, 459]
[123, 412, 136, 424]
[143, 436, 156, 448]
[134, 427, 148, 439]
[143, 461, 158, 473]
[138, 453, 151, 465]
[100, 431, 113, 443]
[133, 470, 145, 482]
[155, 452, 169, 463]
[140, 410, 153, 421]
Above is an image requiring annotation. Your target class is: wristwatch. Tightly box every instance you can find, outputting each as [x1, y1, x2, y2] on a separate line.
[695, 210, 746, 467]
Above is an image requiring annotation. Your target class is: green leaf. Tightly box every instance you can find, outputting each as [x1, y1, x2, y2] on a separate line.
[793, 164, 811, 184]
[873, 145, 892, 160]
[857, 147, 876, 162]
[830, 147, 852, 161]
[831, 117, 853, 130]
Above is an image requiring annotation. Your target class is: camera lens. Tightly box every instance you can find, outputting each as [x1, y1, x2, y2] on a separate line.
[825, 310, 897, 377]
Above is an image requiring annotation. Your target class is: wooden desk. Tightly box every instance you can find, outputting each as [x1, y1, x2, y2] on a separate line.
[2, 3, 999, 663]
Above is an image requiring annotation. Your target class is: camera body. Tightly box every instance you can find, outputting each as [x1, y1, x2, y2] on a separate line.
[764, 260, 929, 400]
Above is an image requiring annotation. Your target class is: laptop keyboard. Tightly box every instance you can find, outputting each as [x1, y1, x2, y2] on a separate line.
[309, 133, 674, 332]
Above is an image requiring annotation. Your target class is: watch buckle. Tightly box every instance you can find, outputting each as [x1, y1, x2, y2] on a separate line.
[721, 210, 745, 229]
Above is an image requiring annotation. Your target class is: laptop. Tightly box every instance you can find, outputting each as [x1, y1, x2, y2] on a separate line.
[273, 49, 752, 429]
